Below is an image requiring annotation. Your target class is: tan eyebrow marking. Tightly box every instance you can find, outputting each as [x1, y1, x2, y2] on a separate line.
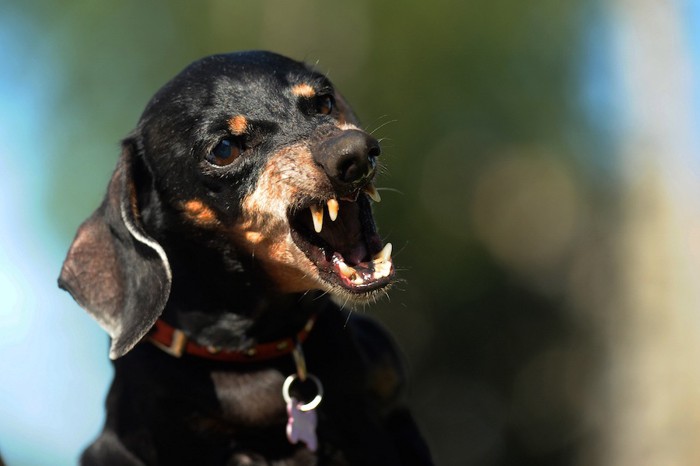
[291, 83, 316, 98]
[181, 199, 219, 226]
[228, 115, 248, 135]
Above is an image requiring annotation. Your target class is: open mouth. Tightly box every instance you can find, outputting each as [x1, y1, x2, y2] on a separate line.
[288, 185, 394, 295]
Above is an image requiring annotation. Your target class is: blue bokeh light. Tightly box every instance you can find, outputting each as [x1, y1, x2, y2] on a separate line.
[0, 12, 111, 466]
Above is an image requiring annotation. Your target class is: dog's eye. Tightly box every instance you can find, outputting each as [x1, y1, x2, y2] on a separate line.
[207, 138, 242, 166]
[317, 95, 335, 115]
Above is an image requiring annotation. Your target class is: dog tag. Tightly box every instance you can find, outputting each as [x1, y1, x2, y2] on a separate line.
[286, 397, 318, 452]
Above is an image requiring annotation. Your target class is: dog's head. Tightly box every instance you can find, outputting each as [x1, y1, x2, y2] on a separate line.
[59, 51, 395, 358]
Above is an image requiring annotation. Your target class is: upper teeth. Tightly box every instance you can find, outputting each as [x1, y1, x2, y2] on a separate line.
[310, 199, 340, 233]
[308, 186, 381, 235]
[364, 184, 381, 203]
[327, 199, 339, 221]
[310, 204, 324, 233]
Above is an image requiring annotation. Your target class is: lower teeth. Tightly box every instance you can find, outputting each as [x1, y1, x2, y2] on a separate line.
[334, 256, 392, 285]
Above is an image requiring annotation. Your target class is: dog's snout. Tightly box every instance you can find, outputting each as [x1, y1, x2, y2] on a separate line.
[313, 130, 380, 191]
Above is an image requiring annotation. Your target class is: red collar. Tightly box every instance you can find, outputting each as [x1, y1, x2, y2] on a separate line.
[147, 315, 317, 362]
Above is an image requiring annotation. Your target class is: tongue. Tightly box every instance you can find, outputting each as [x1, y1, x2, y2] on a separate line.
[341, 243, 368, 266]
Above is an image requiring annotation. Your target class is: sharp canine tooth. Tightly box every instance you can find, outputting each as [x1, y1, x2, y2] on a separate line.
[327, 199, 339, 221]
[365, 184, 381, 203]
[338, 261, 356, 279]
[310, 204, 324, 233]
[373, 242, 393, 262]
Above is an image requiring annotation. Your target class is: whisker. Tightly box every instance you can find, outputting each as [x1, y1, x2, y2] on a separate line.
[375, 187, 404, 195]
[382, 289, 391, 303]
[344, 308, 354, 327]
[370, 119, 398, 136]
[364, 114, 391, 132]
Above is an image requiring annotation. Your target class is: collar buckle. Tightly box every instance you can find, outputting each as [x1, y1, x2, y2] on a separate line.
[149, 328, 187, 357]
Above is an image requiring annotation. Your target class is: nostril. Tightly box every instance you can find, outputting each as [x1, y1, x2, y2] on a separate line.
[339, 158, 359, 183]
[338, 153, 372, 183]
[368, 142, 381, 159]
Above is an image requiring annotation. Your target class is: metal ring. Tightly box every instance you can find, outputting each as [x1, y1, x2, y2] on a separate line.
[282, 373, 323, 411]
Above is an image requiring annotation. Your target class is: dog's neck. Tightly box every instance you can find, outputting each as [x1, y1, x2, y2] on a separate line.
[157, 233, 326, 351]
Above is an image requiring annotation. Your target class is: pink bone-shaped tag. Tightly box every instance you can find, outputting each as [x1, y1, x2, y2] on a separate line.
[286, 397, 318, 452]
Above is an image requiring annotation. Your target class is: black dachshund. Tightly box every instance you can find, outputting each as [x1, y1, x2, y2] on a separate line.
[59, 51, 432, 465]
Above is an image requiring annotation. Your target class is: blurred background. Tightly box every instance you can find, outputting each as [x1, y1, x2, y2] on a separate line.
[1, 0, 700, 464]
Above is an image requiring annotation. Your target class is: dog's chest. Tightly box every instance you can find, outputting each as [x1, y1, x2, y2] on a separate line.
[210, 369, 288, 425]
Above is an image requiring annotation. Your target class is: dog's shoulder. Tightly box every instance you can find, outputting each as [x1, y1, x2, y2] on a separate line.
[345, 313, 408, 406]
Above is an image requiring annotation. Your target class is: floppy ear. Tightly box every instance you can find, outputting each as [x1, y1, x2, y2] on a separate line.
[58, 140, 171, 359]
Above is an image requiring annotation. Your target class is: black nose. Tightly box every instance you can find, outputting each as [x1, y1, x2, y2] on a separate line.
[312, 130, 381, 192]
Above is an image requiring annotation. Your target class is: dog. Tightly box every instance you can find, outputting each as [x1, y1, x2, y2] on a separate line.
[59, 51, 432, 465]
